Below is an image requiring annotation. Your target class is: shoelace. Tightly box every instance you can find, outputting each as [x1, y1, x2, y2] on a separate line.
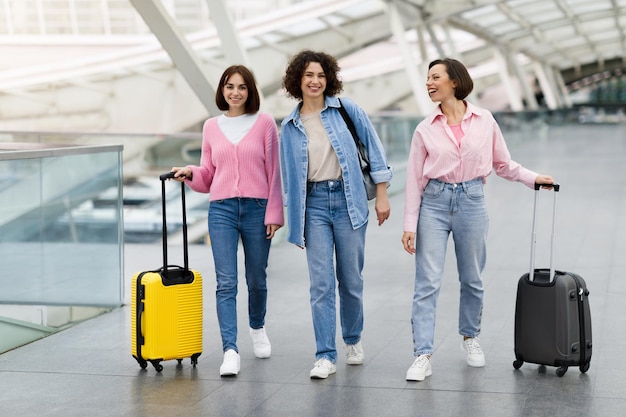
[347, 345, 359, 357]
[464, 339, 483, 354]
[413, 355, 430, 368]
[314, 359, 329, 368]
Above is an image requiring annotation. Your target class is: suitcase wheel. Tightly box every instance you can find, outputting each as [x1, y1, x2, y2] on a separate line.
[134, 357, 148, 370]
[150, 360, 163, 372]
[177, 359, 183, 365]
[556, 366, 568, 377]
[191, 353, 201, 367]
[513, 359, 523, 370]
[580, 361, 590, 373]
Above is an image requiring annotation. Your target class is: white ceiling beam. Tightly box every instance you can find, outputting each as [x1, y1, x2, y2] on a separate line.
[129, 0, 220, 115]
[205, 0, 249, 65]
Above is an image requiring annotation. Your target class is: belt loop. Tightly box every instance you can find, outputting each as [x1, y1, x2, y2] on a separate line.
[436, 179, 444, 192]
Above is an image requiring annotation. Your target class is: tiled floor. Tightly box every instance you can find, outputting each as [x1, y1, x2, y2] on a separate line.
[1, 123, 625, 416]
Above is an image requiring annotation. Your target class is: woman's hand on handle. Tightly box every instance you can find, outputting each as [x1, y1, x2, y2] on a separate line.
[170, 167, 192, 182]
[535, 174, 555, 190]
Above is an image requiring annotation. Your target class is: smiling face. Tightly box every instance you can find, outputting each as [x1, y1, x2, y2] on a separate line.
[300, 61, 326, 102]
[426, 63, 457, 103]
[222, 72, 248, 115]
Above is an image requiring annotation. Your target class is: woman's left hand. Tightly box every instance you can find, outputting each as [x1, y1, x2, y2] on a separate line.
[535, 174, 555, 189]
[266, 224, 281, 239]
[374, 184, 390, 226]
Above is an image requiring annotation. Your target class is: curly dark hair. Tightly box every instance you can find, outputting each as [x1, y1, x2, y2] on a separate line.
[282, 50, 343, 100]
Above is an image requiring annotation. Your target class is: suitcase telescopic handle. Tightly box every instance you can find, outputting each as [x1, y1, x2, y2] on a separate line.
[159, 172, 175, 181]
[529, 183, 560, 282]
[534, 183, 560, 191]
[159, 172, 189, 272]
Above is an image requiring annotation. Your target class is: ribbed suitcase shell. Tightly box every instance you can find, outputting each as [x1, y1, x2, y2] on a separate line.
[130, 172, 203, 372]
[131, 269, 203, 371]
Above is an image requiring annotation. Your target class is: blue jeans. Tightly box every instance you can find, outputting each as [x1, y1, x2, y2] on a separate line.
[411, 178, 489, 356]
[304, 179, 367, 363]
[208, 198, 272, 353]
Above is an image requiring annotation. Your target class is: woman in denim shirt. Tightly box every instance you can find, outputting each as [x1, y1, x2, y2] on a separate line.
[280, 50, 393, 379]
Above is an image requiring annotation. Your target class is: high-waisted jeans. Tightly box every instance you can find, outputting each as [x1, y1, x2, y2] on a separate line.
[305, 179, 367, 363]
[208, 197, 271, 353]
[411, 178, 489, 356]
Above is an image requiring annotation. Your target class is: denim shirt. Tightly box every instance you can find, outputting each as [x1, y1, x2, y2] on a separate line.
[279, 95, 393, 247]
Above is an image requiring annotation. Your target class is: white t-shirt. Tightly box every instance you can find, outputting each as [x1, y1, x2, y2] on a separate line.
[218, 113, 259, 144]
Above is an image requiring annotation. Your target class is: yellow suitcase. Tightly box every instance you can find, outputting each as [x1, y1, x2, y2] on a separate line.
[131, 172, 203, 372]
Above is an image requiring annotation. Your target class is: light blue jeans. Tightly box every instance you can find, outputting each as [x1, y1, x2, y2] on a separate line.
[208, 197, 272, 353]
[305, 179, 367, 363]
[411, 178, 489, 356]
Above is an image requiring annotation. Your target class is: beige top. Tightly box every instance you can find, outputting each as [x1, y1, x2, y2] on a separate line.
[301, 110, 342, 182]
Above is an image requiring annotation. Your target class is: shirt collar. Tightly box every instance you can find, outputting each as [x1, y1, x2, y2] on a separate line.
[283, 95, 340, 124]
[427, 100, 485, 125]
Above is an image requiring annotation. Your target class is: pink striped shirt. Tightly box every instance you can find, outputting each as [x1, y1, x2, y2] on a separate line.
[185, 112, 284, 226]
[403, 101, 538, 232]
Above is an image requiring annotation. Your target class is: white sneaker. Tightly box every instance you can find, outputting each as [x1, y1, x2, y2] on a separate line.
[309, 358, 336, 379]
[219, 349, 240, 376]
[406, 355, 432, 381]
[250, 327, 271, 358]
[345, 341, 364, 365]
[461, 337, 485, 367]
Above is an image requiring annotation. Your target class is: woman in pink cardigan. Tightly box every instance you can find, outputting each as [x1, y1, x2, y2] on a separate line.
[171, 65, 283, 377]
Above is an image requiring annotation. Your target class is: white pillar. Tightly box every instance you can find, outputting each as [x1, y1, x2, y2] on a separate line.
[385, 1, 433, 116]
[509, 53, 539, 110]
[532, 61, 559, 110]
[553, 67, 572, 108]
[493, 48, 524, 111]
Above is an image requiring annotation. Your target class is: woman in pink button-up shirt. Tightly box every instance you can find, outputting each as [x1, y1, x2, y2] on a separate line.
[402, 58, 554, 382]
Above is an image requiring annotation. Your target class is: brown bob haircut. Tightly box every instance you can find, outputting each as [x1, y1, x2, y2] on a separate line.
[429, 58, 474, 100]
[215, 65, 261, 113]
[282, 50, 343, 100]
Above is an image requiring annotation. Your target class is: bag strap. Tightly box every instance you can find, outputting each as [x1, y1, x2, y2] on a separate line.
[337, 98, 359, 147]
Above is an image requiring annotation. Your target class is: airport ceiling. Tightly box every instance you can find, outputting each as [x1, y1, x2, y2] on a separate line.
[420, 0, 626, 83]
[0, 0, 624, 129]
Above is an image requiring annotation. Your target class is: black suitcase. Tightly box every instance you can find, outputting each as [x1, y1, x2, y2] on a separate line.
[513, 184, 592, 377]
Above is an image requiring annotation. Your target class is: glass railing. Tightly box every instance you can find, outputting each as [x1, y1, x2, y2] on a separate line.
[0, 141, 124, 352]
